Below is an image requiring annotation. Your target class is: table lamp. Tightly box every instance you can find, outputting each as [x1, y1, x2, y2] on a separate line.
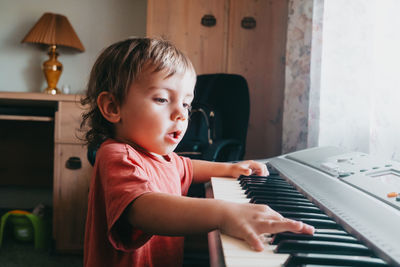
[21, 12, 85, 95]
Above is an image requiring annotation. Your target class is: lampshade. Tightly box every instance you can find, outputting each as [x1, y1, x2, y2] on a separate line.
[21, 12, 84, 95]
[21, 12, 84, 51]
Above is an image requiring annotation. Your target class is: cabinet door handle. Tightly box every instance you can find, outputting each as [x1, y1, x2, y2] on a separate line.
[201, 14, 217, 27]
[241, 17, 256, 29]
[66, 157, 82, 170]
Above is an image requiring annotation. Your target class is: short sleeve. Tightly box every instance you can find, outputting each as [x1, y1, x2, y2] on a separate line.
[96, 142, 153, 251]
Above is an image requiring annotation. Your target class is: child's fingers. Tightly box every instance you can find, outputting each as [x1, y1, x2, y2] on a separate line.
[237, 161, 268, 176]
[261, 219, 315, 235]
[245, 161, 269, 176]
[252, 163, 269, 176]
[232, 164, 252, 177]
[243, 228, 265, 251]
[253, 205, 314, 233]
[260, 204, 284, 220]
[297, 222, 315, 235]
[244, 219, 314, 251]
[241, 166, 252, 176]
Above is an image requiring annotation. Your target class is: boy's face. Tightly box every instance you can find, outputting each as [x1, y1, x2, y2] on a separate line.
[115, 66, 195, 156]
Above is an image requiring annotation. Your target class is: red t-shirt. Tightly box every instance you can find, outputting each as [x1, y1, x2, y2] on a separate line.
[84, 139, 193, 267]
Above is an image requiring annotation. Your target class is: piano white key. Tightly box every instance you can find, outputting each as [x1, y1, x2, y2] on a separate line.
[220, 234, 289, 267]
[211, 177, 248, 203]
[211, 177, 290, 267]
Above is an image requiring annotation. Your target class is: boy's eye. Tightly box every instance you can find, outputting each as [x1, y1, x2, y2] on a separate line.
[155, 97, 168, 103]
[183, 103, 192, 111]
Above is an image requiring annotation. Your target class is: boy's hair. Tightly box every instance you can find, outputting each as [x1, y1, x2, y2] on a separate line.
[80, 37, 195, 149]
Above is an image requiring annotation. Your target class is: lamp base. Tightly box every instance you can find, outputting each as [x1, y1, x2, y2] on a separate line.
[44, 87, 61, 95]
[42, 45, 63, 95]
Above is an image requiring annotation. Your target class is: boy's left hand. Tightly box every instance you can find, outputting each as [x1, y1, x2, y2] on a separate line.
[230, 160, 268, 177]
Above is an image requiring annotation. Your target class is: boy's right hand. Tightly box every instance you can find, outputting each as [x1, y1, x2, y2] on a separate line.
[218, 201, 315, 251]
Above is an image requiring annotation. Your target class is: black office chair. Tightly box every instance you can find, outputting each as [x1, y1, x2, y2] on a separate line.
[87, 147, 97, 166]
[177, 74, 250, 265]
[175, 73, 250, 162]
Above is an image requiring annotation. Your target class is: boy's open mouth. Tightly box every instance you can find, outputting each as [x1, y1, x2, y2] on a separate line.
[169, 130, 181, 139]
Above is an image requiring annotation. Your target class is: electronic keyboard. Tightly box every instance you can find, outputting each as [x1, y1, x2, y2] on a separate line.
[208, 146, 400, 267]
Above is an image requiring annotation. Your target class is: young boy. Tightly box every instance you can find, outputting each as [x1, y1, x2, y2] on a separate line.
[81, 38, 314, 267]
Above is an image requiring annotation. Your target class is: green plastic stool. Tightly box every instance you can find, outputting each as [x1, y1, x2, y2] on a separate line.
[0, 210, 48, 249]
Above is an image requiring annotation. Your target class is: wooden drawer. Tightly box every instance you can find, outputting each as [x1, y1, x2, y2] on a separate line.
[54, 101, 85, 144]
[53, 143, 92, 251]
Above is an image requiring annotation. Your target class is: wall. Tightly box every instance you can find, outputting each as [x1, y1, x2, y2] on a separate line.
[0, 0, 147, 94]
[282, 0, 323, 153]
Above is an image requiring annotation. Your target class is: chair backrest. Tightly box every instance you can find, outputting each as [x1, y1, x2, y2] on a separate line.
[175, 73, 250, 161]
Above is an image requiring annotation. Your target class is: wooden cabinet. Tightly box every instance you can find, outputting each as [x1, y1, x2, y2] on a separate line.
[53, 144, 91, 251]
[53, 99, 91, 252]
[147, 0, 229, 74]
[147, 0, 288, 159]
[0, 92, 91, 252]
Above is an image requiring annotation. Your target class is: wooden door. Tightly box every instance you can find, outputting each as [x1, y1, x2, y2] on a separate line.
[146, 0, 229, 74]
[227, 0, 288, 159]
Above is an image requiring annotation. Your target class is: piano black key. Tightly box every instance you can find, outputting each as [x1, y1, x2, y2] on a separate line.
[249, 192, 308, 200]
[240, 180, 291, 188]
[279, 211, 330, 220]
[284, 253, 389, 267]
[255, 199, 316, 207]
[239, 178, 269, 184]
[238, 175, 282, 182]
[267, 165, 279, 176]
[239, 176, 284, 181]
[239, 179, 294, 189]
[250, 196, 312, 204]
[271, 232, 359, 245]
[244, 185, 297, 192]
[275, 240, 374, 256]
[285, 218, 342, 229]
[241, 181, 294, 190]
[245, 185, 299, 194]
[314, 229, 350, 236]
[241, 176, 286, 181]
[238, 175, 269, 180]
[239, 180, 267, 186]
[247, 190, 306, 199]
[263, 203, 324, 214]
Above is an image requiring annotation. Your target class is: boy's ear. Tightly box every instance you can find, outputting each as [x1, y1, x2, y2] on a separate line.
[97, 92, 121, 123]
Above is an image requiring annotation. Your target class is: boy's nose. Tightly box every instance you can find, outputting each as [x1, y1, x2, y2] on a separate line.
[171, 106, 188, 121]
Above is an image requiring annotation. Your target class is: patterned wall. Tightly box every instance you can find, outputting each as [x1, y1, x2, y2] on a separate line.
[282, 0, 316, 153]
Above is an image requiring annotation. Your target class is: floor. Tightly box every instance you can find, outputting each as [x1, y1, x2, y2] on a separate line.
[0, 238, 82, 267]
[0, 235, 208, 267]
[0, 185, 209, 266]
[0, 204, 82, 267]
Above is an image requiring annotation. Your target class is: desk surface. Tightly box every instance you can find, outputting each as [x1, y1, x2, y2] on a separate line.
[0, 92, 82, 103]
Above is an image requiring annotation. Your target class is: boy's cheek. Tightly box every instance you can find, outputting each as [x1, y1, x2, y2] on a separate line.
[182, 121, 189, 132]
